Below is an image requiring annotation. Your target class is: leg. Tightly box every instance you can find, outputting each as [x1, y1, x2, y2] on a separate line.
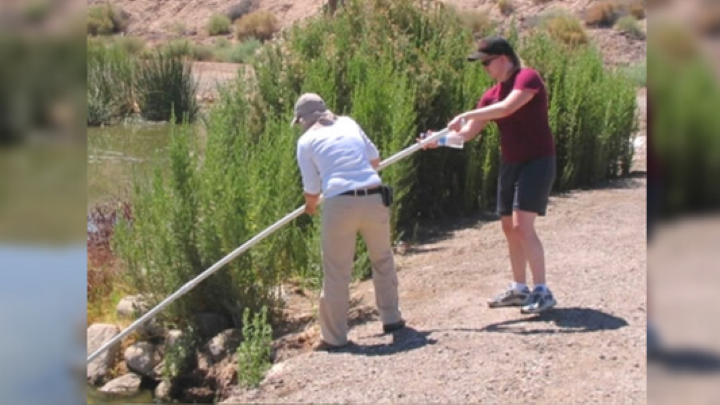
[514, 156, 557, 314]
[358, 195, 403, 326]
[511, 210, 545, 285]
[502, 215, 528, 284]
[318, 198, 359, 346]
[488, 162, 531, 307]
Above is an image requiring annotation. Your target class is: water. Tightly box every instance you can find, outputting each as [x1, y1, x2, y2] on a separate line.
[87, 123, 173, 208]
[86, 123, 176, 402]
[0, 245, 87, 405]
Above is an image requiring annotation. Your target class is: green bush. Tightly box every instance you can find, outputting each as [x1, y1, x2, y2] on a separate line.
[87, 4, 128, 36]
[648, 25, 720, 214]
[235, 11, 278, 41]
[114, 36, 146, 56]
[208, 13, 232, 36]
[112, 0, 637, 346]
[618, 61, 646, 87]
[237, 307, 273, 387]
[213, 38, 261, 63]
[87, 40, 136, 125]
[615, 15, 645, 39]
[135, 50, 199, 123]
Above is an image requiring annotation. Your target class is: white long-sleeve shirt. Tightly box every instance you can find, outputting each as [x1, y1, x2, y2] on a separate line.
[296, 116, 382, 199]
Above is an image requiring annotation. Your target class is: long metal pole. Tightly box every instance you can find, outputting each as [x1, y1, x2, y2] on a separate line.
[87, 128, 450, 364]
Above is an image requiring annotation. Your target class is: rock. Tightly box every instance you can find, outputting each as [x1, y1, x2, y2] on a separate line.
[116, 295, 148, 319]
[98, 373, 142, 396]
[137, 318, 165, 340]
[87, 324, 121, 385]
[264, 362, 287, 381]
[206, 329, 243, 362]
[166, 330, 184, 348]
[153, 361, 166, 380]
[155, 379, 173, 401]
[124, 342, 163, 378]
[196, 313, 231, 339]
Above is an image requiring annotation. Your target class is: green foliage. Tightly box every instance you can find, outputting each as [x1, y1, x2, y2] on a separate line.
[111, 0, 637, 346]
[213, 38, 262, 63]
[163, 327, 200, 379]
[135, 49, 199, 123]
[237, 307, 273, 388]
[87, 4, 128, 36]
[208, 13, 232, 36]
[648, 26, 720, 213]
[614, 15, 645, 39]
[87, 40, 136, 125]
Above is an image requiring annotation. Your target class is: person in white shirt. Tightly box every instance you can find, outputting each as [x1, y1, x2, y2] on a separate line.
[293, 93, 406, 350]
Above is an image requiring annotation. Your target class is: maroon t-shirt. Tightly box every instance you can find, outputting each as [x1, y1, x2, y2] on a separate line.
[478, 67, 556, 163]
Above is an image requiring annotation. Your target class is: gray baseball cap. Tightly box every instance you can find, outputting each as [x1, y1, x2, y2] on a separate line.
[291, 93, 328, 126]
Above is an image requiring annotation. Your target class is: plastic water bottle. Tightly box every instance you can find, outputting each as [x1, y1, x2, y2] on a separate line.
[437, 134, 464, 149]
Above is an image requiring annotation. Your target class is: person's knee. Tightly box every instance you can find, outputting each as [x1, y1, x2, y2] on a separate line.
[512, 220, 535, 241]
[501, 217, 514, 237]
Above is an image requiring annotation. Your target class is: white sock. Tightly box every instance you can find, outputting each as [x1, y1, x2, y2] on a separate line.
[534, 283, 547, 292]
[512, 282, 527, 292]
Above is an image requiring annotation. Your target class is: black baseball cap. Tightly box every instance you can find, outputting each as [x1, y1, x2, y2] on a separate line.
[467, 35, 517, 62]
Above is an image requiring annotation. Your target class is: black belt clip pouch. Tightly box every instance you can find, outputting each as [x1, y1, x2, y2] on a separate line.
[380, 185, 394, 207]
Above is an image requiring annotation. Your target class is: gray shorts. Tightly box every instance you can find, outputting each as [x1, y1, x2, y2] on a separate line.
[497, 155, 556, 217]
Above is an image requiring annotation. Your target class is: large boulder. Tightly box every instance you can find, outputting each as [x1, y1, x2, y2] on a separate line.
[87, 324, 121, 385]
[98, 373, 142, 396]
[124, 342, 163, 378]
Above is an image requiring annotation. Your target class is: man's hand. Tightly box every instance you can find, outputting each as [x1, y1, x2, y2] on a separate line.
[304, 193, 320, 215]
[416, 130, 440, 150]
[448, 114, 467, 132]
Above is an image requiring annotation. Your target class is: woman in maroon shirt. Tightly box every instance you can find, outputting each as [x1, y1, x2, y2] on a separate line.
[423, 36, 557, 314]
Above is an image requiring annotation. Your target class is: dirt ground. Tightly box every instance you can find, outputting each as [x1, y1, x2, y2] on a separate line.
[218, 92, 649, 404]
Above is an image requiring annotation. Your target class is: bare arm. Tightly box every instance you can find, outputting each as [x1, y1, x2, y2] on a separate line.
[304, 192, 321, 215]
[449, 90, 535, 129]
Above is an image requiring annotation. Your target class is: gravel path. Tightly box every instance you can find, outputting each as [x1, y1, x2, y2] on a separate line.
[222, 169, 647, 404]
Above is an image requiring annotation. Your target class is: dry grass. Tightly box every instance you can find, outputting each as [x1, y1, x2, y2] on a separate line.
[585, 0, 625, 27]
[87, 3, 129, 36]
[497, 0, 514, 16]
[459, 8, 496, 37]
[615, 15, 645, 39]
[585, 0, 646, 27]
[540, 10, 589, 47]
[627, 0, 646, 19]
[235, 10, 279, 41]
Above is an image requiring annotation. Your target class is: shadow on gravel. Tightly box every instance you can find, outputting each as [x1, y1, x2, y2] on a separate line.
[649, 347, 720, 374]
[335, 327, 437, 357]
[479, 307, 629, 334]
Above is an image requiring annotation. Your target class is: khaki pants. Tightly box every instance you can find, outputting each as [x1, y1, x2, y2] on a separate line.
[319, 194, 402, 346]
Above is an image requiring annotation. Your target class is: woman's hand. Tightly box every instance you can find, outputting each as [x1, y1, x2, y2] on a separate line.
[448, 114, 467, 132]
[416, 130, 440, 150]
